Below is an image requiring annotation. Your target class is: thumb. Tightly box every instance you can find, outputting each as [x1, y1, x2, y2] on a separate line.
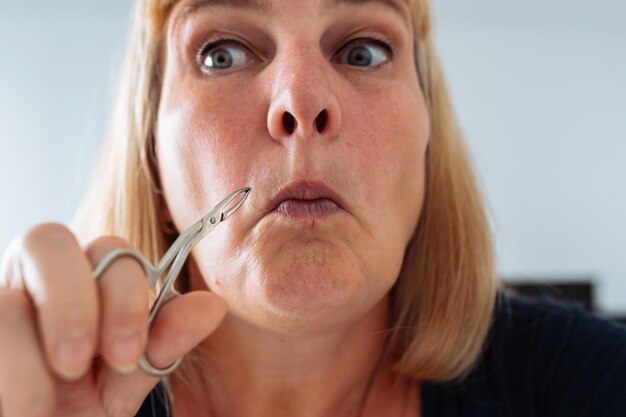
[146, 290, 228, 364]
[97, 291, 227, 414]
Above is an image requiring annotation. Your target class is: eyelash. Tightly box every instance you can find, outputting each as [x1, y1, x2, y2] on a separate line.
[195, 36, 249, 61]
[194, 35, 396, 68]
[338, 34, 396, 60]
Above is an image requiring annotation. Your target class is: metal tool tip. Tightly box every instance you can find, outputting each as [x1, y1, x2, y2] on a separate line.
[221, 187, 252, 221]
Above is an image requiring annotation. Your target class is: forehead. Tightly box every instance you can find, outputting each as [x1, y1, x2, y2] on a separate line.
[169, 0, 412, 29]
[175, 0, 408, 13]
[148, 0, 428, 43]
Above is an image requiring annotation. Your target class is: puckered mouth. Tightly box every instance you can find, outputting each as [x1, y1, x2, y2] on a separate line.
[265, 180, 347, 215]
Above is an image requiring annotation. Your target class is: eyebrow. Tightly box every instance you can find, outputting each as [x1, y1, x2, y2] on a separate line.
[178, 0, 270, 18]
[172, 0, 269, 30]
[173, 0, 410, 30]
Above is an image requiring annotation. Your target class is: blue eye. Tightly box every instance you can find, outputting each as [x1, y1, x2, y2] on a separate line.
[336, 38, 393, 68]
[198, 40, 254, 71]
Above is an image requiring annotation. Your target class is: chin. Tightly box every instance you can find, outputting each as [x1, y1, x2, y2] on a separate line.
[241, 243, 370, 332]
[262, 267, 359, 313]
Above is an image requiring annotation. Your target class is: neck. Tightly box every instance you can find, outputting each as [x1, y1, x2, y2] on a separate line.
[169, 295, 416, 417]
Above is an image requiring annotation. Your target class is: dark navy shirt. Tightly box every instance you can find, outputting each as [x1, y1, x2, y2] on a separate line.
[136, 292, 626, 416]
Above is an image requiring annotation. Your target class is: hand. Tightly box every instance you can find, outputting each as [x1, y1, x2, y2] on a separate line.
[0, 223, 227, 417]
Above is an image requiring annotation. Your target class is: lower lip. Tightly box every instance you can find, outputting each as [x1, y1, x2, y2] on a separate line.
[274, 199, 341, 218]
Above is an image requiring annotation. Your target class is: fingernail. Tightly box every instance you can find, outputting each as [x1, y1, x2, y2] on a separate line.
[111, 332, 143, 373]
[56, 334, 91, 380]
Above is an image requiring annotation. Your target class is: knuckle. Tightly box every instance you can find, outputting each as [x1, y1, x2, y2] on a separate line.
[20, 223, 76, 254]
[84, 236, 133, 260]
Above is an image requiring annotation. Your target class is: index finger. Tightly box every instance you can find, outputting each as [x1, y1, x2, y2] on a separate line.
[16, 223, 99, 380]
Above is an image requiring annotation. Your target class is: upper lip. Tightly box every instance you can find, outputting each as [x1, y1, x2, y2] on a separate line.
[266, 181, 346, 214]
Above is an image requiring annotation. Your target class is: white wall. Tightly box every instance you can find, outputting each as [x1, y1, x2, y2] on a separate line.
[432, 0, 626, 313]
[0, 2, 131, 252]
[1, 1, 625, 312]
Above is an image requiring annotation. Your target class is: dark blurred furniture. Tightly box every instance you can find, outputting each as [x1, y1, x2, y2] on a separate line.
[504, 279, 626, 325]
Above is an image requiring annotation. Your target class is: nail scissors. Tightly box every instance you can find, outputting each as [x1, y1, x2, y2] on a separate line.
[93, 187, 251, 377]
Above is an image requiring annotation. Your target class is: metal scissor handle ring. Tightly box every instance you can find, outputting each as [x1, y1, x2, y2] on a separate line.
[93, 247, 155, 283]
[139, 354, 183, 377]
[93, 247, 184, 377]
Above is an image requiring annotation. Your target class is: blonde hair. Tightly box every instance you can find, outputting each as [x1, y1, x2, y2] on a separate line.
[73, 0, 499, 383]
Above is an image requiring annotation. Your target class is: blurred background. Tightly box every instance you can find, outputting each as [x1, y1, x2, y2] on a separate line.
[1, 1, 625, 316]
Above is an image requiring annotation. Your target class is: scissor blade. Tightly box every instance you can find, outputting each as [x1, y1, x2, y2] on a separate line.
[156, 188, 251, 273]
[198, 187, 252, 234]
[215, 187, 252, 222]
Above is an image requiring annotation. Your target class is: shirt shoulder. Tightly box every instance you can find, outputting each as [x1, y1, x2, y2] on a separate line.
[422, 291, 626, 417]
[135, 382, 170, 417]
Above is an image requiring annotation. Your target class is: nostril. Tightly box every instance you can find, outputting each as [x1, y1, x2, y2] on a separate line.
[315, 110, 328, 133]
[283, 112, 297, 134]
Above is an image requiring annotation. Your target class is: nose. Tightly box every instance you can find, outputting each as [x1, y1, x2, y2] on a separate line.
[266, 46, 342, 142]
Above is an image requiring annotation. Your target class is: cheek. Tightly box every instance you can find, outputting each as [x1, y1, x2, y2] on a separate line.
[344, 79, 429, 230]
[155, 82, 260, 229]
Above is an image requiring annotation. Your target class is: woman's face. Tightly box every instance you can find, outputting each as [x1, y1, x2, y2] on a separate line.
[156, 0, 429, 332]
